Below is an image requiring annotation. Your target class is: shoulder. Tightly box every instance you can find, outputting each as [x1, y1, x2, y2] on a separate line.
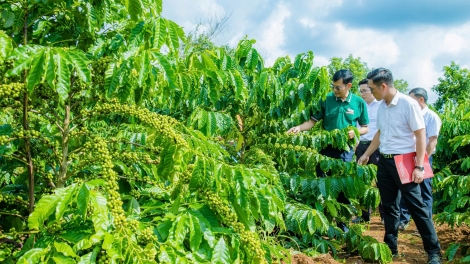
[351, 93, 366, 105]
[397, 93, 420, 109]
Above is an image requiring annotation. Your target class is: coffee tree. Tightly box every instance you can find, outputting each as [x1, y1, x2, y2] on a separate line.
[0, 0, 392, 263]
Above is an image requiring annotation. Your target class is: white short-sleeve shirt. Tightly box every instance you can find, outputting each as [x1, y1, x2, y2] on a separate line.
[422, 106, 442, 153]
[376, 92, 425, 154]
[359, 99, 382, 141]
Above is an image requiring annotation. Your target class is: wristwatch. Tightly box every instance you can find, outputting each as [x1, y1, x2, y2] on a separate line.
[414, 166, 425, 172]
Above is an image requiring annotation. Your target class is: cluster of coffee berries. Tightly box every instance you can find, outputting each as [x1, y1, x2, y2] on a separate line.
[129, 189, 141, 199]
[0, 83, 24, 99]
[92, 102, 187, 146]
[97, 250, 112, 264]
[84, 137, 127, 228]
[203, 189, 267, 263]
[92, 57, 113, 87]
[138, 227, 156, 245]
[46, 221, 63, 234]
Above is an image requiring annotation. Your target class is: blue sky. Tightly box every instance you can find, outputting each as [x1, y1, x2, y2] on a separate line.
[162, 0, 470, 102]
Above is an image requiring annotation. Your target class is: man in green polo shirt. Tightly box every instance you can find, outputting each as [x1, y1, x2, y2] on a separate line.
[287, 69, 369, 231]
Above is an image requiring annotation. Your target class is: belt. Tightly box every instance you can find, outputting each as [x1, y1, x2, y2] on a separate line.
[380, 153, 398, 159]
[360, 140, 371, 144]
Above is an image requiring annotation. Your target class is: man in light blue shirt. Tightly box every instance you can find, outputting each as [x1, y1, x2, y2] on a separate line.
[399, 88, 442, 233]
[353, 79, 382, 223]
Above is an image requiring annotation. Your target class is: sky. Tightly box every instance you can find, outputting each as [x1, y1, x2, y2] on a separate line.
[162, 0, 470, 103]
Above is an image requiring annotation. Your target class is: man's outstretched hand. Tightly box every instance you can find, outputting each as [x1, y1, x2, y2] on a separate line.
[357, 154, 369, 165]
[287, 126, 301, 134]
[348, 130, 356, 139]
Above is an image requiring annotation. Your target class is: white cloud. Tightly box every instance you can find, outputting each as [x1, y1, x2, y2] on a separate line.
[254, 3, 291, 65]
[162, 0, 470, 103]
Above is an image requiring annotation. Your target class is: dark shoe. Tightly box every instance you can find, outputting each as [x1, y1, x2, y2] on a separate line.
[427, 253, 442, 264]
[398, 222, 409, 231]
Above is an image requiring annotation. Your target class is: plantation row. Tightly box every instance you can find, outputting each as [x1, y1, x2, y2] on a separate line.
[0, 0, 469, 263]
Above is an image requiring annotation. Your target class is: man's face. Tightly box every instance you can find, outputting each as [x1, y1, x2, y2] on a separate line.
[331, 79, 351, 98]
[368, 79, 384, 100]
[359, 84, 374, 102]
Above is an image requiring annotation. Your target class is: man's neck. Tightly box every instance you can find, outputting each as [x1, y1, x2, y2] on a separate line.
[384, 89, 398, 105]
[366, 98, 375, 104]
[340, 91, 349, 101]
[420, 103, 427, 110]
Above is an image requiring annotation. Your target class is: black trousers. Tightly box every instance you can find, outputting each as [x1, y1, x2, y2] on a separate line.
[377, 156, 441, 255]
[355, 142, 382, 221]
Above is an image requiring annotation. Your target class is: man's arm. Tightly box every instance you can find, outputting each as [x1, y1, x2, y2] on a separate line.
[357, 130, 380, 165]
[358, 126, 369, 135]
[412, 128, 426, 183]
[426, 136, 438, 156]
[287, 119, 317, 134]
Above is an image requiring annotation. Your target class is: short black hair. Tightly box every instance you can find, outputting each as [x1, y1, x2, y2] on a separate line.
[409, 87, 428, 103]
[358, 79, 369, 86]
[366, 68, 394, 87]
[333, 69, 353, 85]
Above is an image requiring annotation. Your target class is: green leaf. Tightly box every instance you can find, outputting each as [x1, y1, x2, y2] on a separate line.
[26, 49, 46, 94]
[189, 214, 203, 252]
[77, 184, 90, 220]
[52, 253, 76, 264]
[54, 242, 78, 258]
[28, 190, 64, 230]
[0, 31, 13, 59]
[104, 62, 120, 98]
[16, 248, 48, 264]
[102, 232, 114, 250]
[89, 190, 110, 232]
[211, 237, 230, 264]
[152, 51, 177, 88]
[135, 51, 150, 87]
[45, 50, 56, 89]
[67, 50, 91, 82]
[56, 183, 78, 220]
[127, 0, 143, 21]
[126, 197, 140, 216]
[77, 252, 93, 264]
[1, 10, 15, 28]
[55, 50, 72, 102]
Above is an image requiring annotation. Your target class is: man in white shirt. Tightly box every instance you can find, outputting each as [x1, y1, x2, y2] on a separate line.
[399, 88, 442, 233]
[357, 68, 441, 263]
[353, 79, 382, 223]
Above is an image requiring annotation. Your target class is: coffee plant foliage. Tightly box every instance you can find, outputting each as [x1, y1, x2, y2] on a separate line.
[431, 97, 470, 262]
[0, 0, 392, 263]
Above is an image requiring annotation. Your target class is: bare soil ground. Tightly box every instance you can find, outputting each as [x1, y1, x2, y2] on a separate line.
[289, 216, 470, 264]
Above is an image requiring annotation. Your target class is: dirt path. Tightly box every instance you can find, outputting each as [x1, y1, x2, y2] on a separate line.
[351, 216, 470, 263]
[289, 216, 470, 264]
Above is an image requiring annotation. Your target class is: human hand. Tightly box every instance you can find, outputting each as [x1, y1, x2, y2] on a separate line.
[412, 169, 424, 183]
[348, 130, 355, 139]
[357, 155, 369, 165]
[287, 126, 301, 134]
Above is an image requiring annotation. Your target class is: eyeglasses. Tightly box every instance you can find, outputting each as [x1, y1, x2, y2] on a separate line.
[330, 84, 346, 91]
[359, 89, 371, 94]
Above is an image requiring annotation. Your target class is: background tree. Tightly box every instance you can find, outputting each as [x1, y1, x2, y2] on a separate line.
[327, 55, 369, 93]
[432, 61, 470, 111]
[393, 79, 409, 93]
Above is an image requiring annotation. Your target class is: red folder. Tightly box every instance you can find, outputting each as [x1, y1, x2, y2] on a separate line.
[393, 152, 434, 184]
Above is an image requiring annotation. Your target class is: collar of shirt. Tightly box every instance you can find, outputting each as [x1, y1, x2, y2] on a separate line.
[389, 91, 401, 106]
[335, 91, 352, 102]
[421, 105, 430, 114]
[367, 99, 380, 106]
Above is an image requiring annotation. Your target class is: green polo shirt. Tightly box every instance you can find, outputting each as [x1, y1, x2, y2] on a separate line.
[311, 92, 369, 131]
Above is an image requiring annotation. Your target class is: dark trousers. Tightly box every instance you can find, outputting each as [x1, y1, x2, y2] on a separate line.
[377, 156, 440, 255]
[316, 146, 354, 231]
[400, 156, 433, 224]
[355, 142, 381, 221]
